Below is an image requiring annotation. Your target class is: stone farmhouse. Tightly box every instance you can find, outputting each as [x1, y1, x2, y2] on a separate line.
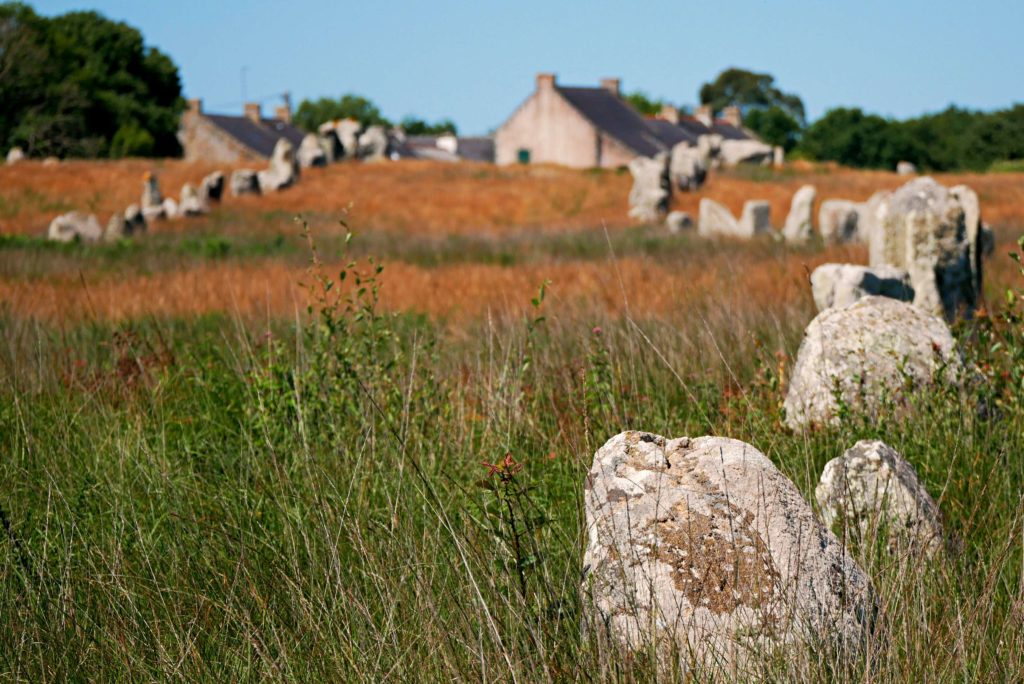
[178, 99, 305, 164]
[494, 73, 771, 168]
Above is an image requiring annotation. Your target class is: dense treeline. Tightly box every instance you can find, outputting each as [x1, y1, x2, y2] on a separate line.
[686, 68, 1024, 172]
[0, 2, 183, 158]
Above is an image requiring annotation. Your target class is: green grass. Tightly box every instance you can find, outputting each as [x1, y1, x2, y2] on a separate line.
[1, 241, 1022, 681]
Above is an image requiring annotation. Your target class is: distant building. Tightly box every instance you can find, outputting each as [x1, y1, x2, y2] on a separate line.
[178, 98, 305, 164]
[391, 133, 495, 162]
[494, 73, 767, 168]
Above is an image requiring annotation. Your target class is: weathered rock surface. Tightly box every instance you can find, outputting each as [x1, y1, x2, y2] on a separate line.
[48, 211, 102, 243]
[320, 118, 361, 159]
[258, 138, 299, 192]
[669, 143, 706, 191]
[230, 169, 260, 196]
[738, 200, 772, 236]
[698, 198, 739, 237]
[179, 183, 207, 216]
[817, 440, 944, 556]
[810, 263, 914, 312]
[784, 296, 959, 430]
[318, 130, 343, 163]
[6, 146, 25, 164]
[696, 133, 722, 169]
[298, 133, 327, 168]
[628, 154, 671, 222]
[200, 171, 225, 202]
[666, 210, 693, 234]
[896, 161, 917, 175]
[583, 431, 874, 674]
[782, 185, 816, 243]
[357, 125, 389, 161]
[104, 213, 128, 242]
[869, 177, 982, 320]
[819, 199, 863, 245]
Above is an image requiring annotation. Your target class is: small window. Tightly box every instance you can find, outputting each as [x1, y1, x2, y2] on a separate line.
[517, 148, 531, 164]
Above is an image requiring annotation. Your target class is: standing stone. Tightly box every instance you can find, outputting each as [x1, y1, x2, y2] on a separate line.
[179, 183, 207, 216]
[784, 296, 959, 430]
[738, 200, 772, 236]
[862, 191, 891, 260]
[48, 211, 102, 243]
[124, 204, 147, 235]
[669, 142, 706, 191]
[696, 133, 722, 169]
[819, 199, 862, 245]
[357, 125, 389, 161]
[718, 139, 774, 166]
[782, 185, 816, 243]
[583, 431, 874, 675]
[200, 171, 225, 202]
[298, 133, 327, 168]
[817, 440, 944, 557]
[319, 118, 362, 159]
[318, 130, 343, 163]
[869, 177, 981, 320]
[665, 210, 693, 234]
[104, 213, 128, 242]
[6, 147, 25, 164]
[231, 169, 260, 196]
[896, 161, 917, 175]
[141, 172, 165, 221]
[697, 198, 741, 237]
[257, 138, 299, 192]
[810, 263, 913, 312]
[161, 197, 179, 220]
[627, 153, 671, 222]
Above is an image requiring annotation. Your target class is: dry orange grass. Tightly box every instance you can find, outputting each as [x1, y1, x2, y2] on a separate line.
[4, 158, 1023, 238]
[0, 243, 877, 325]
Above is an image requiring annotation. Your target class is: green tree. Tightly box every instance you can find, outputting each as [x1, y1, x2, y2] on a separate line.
[294, 94, 391, 132]
[399, 116, 457, 136]
[744, 106, 801, 151]
[699, 67, 805, 124]
[625, 91, 665, 116]
[0, 2, 183, 158]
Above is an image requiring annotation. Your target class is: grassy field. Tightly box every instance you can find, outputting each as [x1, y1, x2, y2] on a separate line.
[1, 160, 1023, 681]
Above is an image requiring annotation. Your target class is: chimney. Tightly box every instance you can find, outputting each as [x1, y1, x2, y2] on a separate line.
[695, 104, 713, 127]
[600, 78, 621, 98]
[187, 98, 202, 116]
[722, 105, 742, 127]
[658, 104, 679, 124]
[274, 92, 292, 124]
[536, 72, 556, 91]
[244, 102, 261, 123]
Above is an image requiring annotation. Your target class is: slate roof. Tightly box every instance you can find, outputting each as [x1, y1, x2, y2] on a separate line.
[678, 116, 713, 139]
[711, 120, 751, 141]
[645, 118, 700, 148]
[556, 86, 666, 157]
[455, 137, 495, 163]
[206, 114, 306, 158]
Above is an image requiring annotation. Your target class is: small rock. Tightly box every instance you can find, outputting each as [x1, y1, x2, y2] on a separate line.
[48, 211, 102, 243]
[357, 125, 389, 161]
[179, 183, 207, 216]
[698, 198, 740, 237]
[665, 210, 693, 234]
[784, 296, 959, 430]
[810, 263, 914, 312]
[258, 138, 299, 192]
[162, 197, 179, 220]
[583, 431, 874, 675]
[6, 146, 25, 165]
[104, 213, 129, 242]
[896, 161, 917, 175]
[817, 440, 944, 557]
[782, 185, 816, 243]
[124, 204, 147, 235]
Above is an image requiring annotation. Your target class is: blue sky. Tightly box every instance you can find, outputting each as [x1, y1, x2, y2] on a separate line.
[33, 0, 1024, 135]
